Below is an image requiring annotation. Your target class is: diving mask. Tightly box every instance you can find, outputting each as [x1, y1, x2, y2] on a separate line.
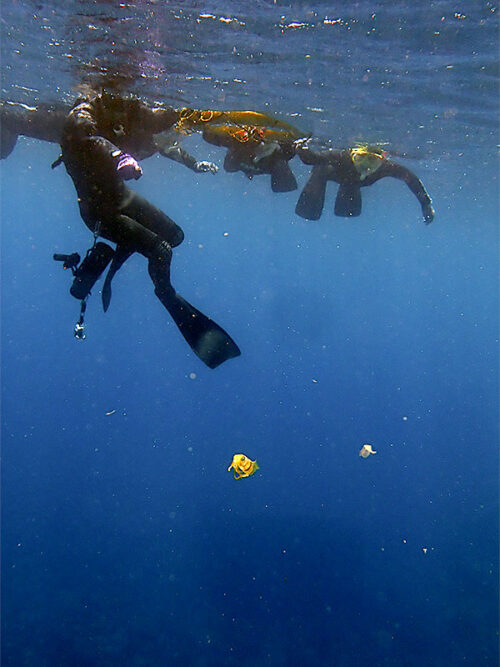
[351, 149, 384, 180]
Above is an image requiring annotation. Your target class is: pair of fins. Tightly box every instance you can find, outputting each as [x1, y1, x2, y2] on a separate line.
[69, 242, 240, 369]
[295, 166, 362, 220]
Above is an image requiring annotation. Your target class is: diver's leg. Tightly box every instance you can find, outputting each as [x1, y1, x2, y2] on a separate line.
[107, 214, 240, 368]
[270, 158, 298, 193]
[120, 189, 185, 248]
[334, 184, 362, 217]
[295, 165, 328, 220]
[101, 245, 134, 312]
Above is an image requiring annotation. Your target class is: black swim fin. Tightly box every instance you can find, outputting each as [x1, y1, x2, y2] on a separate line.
[334, 184, 362, 217]
[295, 165, 328, 220]
[270, 158, 297, 192]
[161, 292, 241, 369]
[70, 242, 115, 300]
[102, 246, 134, 312]
[148, 258, 240, 369]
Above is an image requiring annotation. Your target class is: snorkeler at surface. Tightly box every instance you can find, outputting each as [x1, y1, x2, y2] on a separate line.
[294, 140, 435, 223]
[172, 107, 304, 192]
[201, 123, 300, 192]
[60, 96, 240, 369]
[0, 95, 218, 174]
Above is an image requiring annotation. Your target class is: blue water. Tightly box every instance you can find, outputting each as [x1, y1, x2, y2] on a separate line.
[1, 2, 498, 666]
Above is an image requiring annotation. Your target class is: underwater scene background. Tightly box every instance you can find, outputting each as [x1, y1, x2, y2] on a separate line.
[1, 1, 498, 665]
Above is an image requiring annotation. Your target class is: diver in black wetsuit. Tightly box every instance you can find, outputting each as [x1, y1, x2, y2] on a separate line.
[0, 95, 218, 174]
[294, 141, 435, 223]
[60, 96, 240, 369]
[201, 123, 299, 192]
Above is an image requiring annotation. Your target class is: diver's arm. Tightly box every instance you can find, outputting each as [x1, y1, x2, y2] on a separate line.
[63, 102, 142, 180]
[156, 131, 218, 173]
[373, 161, 435, 223]
[1, 101, 68, 158]
[159, 144, 196, 170]
[294, 142, 343, 167]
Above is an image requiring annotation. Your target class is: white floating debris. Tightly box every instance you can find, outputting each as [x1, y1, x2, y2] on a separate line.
[105, 410, 116, 416]
[359, 444, 376, 458]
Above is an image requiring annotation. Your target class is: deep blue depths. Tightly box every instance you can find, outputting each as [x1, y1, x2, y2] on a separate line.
[1, 134, 498, 662]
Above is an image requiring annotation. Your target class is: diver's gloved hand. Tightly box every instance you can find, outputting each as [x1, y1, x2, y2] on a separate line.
[422, 203, 435, 225]
[116, 153, 143, 180]
[194, 160, 218, 174]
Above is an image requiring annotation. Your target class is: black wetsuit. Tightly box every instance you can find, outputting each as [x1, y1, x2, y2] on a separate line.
[80, 93, 205, 169]
[0, 94, 213, 172]
[61, 98, 184, 251]
[295, 145, 434, 223]
[60, 96, 240, 368]
[202, 125, 298, 192]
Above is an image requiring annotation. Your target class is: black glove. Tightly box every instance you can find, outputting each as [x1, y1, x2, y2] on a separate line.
[422, 203, 435, 224]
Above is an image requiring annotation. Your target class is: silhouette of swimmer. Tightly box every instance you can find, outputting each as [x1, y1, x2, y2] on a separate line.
[60, 96, 240, 368]
[295, 141, 435, 223]
[175, 108, 303, 193]
[1, 95, 218, 173]
[202, 124, 299, 192]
